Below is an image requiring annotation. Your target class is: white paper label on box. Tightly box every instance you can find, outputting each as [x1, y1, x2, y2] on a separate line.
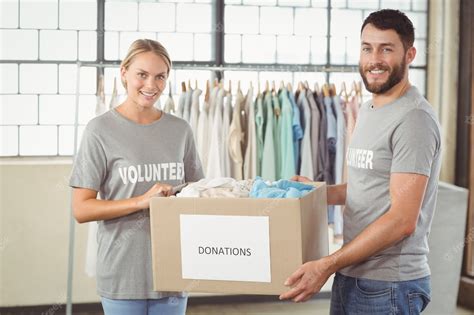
[179, 214, 271, 283]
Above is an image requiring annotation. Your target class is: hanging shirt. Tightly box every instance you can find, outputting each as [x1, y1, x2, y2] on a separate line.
[278, 88, 295, 180]
[183, 87, 193, 123]
[314, 91, 328, 181]
[196, 100, 210, 175]
[243, 86, 257, 179]
[109, 77, 119, 110]
[228, 89, 245, 180]
[297, 91, 314, 180]
[288, 90, 303, 172]
[177, 91, 186, 118]
[324, 96, 337, 185]
[95, 75, 106, 116]
[189, 88, 201, 144]
[272, 92, 281, 180]
[221, 91, 232, 178]
[261, 91, 276, 181]
[255, 94, 265, 177]
[163, 95, 175, 114]
[206, 88, 225, 178]
[333, 95, 346, 236]
[307, 89, 320, 180]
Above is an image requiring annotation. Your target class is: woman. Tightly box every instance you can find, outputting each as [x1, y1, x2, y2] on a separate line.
[69, 39, 204, 315]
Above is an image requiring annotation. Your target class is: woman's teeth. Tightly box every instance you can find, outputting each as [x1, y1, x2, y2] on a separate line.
[140, 91, 156, 97]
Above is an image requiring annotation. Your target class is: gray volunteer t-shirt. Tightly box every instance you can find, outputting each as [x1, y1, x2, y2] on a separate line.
[340, 86, 441, 281]
[69, 109, 204, 299]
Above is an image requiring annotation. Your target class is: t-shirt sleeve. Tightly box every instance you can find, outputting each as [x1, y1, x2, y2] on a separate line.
[390, 109, 440, 176]
[183, 127, 204, 182]
[69, 127, 107, 191]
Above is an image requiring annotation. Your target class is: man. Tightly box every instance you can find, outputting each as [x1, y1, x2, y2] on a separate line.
[280, 9, 442, 315]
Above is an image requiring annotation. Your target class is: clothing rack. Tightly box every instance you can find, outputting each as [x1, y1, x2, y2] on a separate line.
[66, 60, 360, 315]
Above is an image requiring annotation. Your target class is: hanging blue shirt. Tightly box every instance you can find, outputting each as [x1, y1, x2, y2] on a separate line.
[288, 90, 303, 172]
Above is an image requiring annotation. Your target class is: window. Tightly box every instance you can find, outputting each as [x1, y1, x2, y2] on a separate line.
[0, 0, 428, 157]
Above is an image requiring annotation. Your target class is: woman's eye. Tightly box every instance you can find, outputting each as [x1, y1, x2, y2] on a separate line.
[138, 73, 147, 79]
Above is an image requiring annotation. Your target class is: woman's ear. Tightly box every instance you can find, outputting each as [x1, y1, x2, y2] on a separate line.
[120, 66, 127, 89]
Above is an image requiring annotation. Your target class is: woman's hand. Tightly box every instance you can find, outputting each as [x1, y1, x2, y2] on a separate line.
[136, 183, 173, 209]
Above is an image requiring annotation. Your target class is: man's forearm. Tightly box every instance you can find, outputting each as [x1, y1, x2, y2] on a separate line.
[327, 183, 347, 205]
[325, 208, 413, 274]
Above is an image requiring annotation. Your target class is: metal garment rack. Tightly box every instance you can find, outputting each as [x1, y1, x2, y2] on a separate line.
[66, 60, 359, 315]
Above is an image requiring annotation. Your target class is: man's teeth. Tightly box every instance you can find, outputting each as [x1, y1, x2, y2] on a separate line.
[141, 91, 156, 96]
[370, 69, 386, 74]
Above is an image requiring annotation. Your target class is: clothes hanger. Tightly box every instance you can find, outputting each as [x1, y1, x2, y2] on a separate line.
[340, 82, 349, 102]
[181, 82, 186, 93]
[287, 82, 293, 93]
[322, 83, 330, 97]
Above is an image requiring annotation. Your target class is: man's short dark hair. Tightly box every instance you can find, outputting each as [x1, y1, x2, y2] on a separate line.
[361, 9, 415, 51]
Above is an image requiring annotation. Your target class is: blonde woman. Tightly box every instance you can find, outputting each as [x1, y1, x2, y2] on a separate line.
[70, 39, 203, 315]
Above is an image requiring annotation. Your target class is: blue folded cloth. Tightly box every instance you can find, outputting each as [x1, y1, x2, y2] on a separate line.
[250, 177, 314, 198]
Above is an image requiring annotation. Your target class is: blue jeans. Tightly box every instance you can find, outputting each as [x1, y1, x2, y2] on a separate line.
[101, 296, 187, 315]
[330, 272, 431, 314]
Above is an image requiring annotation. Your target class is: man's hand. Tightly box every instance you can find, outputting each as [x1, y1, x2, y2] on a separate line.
[290, 175, 312, 183]
[279, 257, 335, 302]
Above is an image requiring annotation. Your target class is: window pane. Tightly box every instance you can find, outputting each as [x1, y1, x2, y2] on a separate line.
[40, 30, 77, 61]
[310, 36, 327, 64]
[259, 72, 293, 86]
[277, 35, 310, 64]
[119, 32, 157, 60]
[59, 0, 97, 30]
[104, 31, 119, 61]
[330, 36, 360, 64]
[311, 0, 328, 8]
[279, 0, 310, 6]
[58, 125, 85, 156]
[157, 33, 193, 61]
[39, 95, 76, 125]
[0, 95, 38, 125]
[294, 8, 327, 36]
[223, 71, 259, 94]
[79, 31, 97, 61]
[105, 1, 138, 31]
[413, 0, 427, 11]
[0, 64, 18, 94]
[347, 0, 379, 9]
[380, 0, 411, 10]
[225, 35, 242, 63]
[176, 3, 212, 33]
[409, 69, 426, 95]
[20, 64, 57, 94]
[242, 35, 276, 63]
[0, 0, 19, 28]
[293, 72, 327, 86]
[194, 34, 212, 61]
[225, 6, 259, 34]
[406, 12, 427, 38]
[331, 10, 363, 39]
[59, 65, 97, 95]
[20, 0, 58, 29]
[260, 7, 293, 35]
[78, 95, 97, 125]
[243, 0, 276, 5]
[0, 126, 18, 156]
[19, 125, 57, 156]
[139, 3, 176, 32]
[331, 0, 347, 9]
[0, 30, 38, 60]
[412, 39, 426, 67]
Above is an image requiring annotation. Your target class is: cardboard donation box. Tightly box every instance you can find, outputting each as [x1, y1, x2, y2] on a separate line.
[149, 182, 328, 295]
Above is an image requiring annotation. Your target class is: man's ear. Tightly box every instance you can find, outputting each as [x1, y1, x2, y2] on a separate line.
[406, 46, 417, 65]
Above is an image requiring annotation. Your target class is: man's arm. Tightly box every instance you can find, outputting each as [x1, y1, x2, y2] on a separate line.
[279, 172, 428, 302]
[291, 175, 347, 205]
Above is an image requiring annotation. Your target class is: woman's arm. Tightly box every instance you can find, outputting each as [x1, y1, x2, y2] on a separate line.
[72, 183, 172, 223]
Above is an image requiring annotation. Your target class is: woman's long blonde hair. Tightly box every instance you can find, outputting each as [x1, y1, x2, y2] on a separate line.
[120, 39, 172, 89]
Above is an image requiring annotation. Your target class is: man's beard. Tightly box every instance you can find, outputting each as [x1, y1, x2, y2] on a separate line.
[359, 58, 406, 94]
